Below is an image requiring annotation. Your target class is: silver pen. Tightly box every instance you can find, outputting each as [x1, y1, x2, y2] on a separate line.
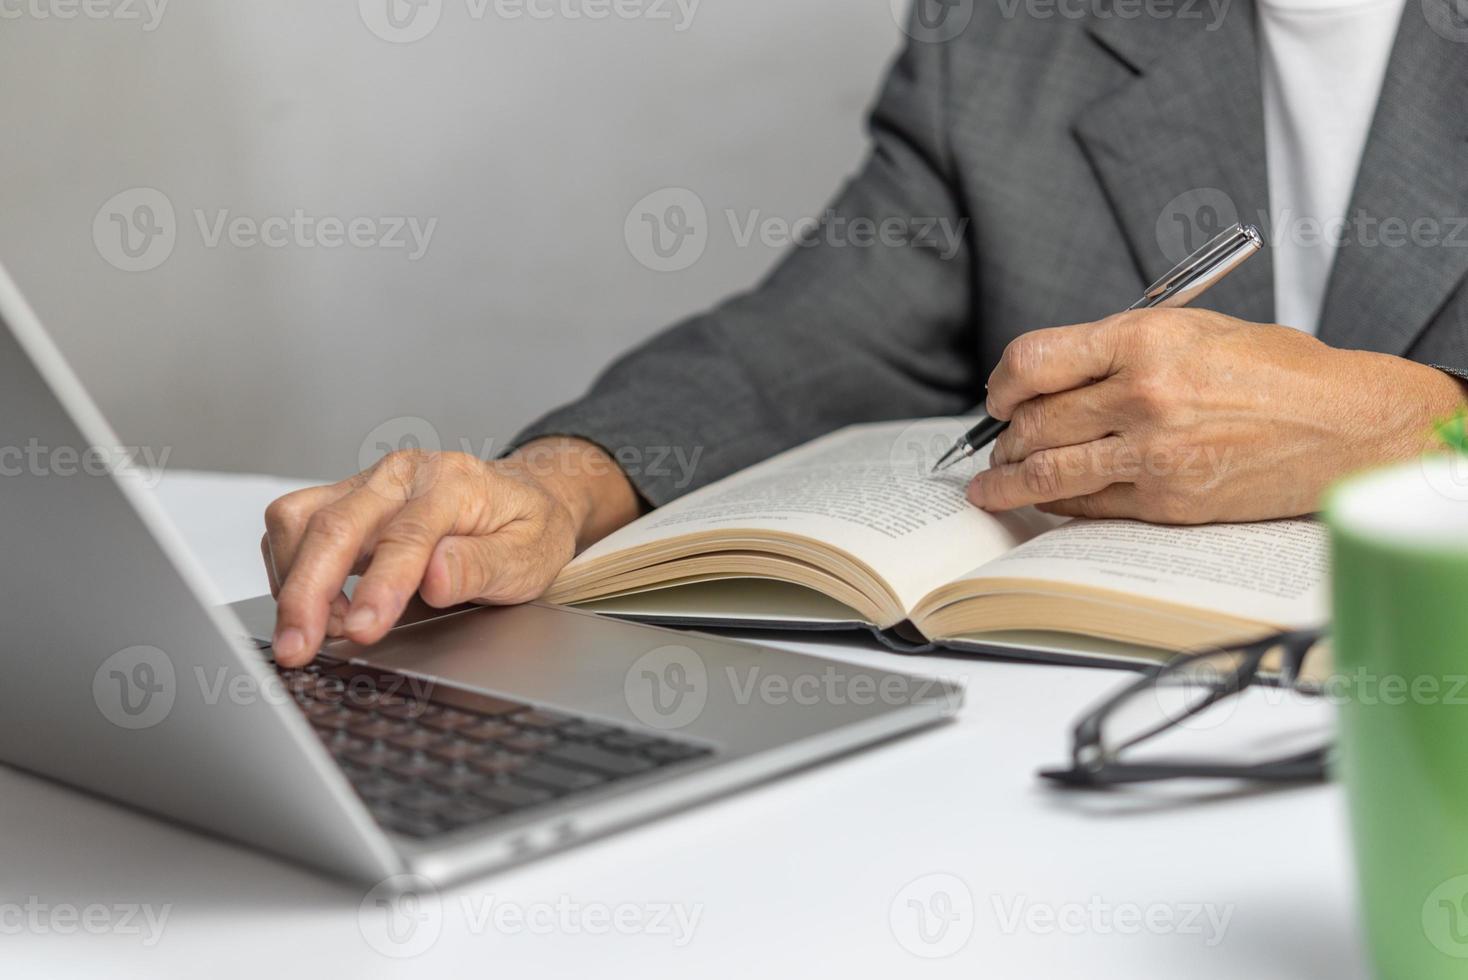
[931, 222, 1264, 473]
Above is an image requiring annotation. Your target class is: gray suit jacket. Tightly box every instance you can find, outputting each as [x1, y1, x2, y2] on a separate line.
[515, 0, 1468, 506]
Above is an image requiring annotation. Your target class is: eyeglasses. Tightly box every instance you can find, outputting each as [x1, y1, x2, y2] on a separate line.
[1040, 629, 1332, 787]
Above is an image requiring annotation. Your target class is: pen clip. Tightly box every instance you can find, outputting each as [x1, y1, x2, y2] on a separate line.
[1131, 223, 1262, 310]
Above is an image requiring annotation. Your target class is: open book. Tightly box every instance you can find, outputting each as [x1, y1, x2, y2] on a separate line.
[548, 418, 1328, 668]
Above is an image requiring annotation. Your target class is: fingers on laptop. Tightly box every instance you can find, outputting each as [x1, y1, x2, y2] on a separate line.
[266, 475, 408, 665]
[421, 519, 568, 608]
[264, 530, 350, 631]
[342, 491, 469, 645]
[262, 452, 568, 664]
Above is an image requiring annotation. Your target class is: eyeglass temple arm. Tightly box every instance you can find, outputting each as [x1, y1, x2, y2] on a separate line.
[1042, 746, 1332, 787]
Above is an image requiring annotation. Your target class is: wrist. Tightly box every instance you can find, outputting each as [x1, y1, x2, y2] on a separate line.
[508, 437, 644, 549]
[1347, 351, 1468, 464]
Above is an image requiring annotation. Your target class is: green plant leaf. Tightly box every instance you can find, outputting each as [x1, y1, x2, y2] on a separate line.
[1436, 409, 1468, 455]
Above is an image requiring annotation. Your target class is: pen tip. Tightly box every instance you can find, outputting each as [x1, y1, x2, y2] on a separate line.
[931, 446, 961, 473]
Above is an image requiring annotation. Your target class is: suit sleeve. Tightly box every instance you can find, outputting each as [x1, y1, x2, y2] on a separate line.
[510, 26, 978, 506]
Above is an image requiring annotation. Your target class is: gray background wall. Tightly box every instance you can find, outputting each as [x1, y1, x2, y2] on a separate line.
[0, 0, 907, 479]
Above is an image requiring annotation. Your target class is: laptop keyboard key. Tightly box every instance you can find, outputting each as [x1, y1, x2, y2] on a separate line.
[542, 742, 657, 777]
[511, 709, 574, 729]
[419, 707, 481, 731]
[344, 744, 409, 769]
[469, 779, 553, 810]
[468, 752, 530, 776]
[644, 741, 710, 763]
[283, 660, 712, 840]
[459, 720, 518, 741]
[377, 700, 432, 721]
[559, 721, 618, 740]
[381, 753, 450, 780]
[348, 716, 409, 740]
[598, 731, 661, 751]
[426, 739, 488, 764]
[387, 728, 447, 752]
[514, 761, 605, 793]
[499, 731, 558, 753]
[426, 767, 490, 793]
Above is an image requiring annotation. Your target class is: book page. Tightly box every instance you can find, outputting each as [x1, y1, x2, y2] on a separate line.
[563, 418, 1061, 612]
[578, 578, 868, 625]
[955, 518, 1327, 626]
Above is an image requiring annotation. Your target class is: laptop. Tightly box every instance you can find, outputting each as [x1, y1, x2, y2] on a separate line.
[0, 263, 962, 885]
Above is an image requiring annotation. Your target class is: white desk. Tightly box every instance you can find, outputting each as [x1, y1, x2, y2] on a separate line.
[4, 472, 1369, 979]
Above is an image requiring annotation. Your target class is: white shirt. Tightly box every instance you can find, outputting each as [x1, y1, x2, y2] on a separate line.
[1257, 0, 1406, 333]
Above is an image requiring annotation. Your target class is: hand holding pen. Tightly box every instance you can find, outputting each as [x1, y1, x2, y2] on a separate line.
[932, 223, 1264, 473]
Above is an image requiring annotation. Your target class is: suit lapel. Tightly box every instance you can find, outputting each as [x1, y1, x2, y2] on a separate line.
[1073, 3, 1274, 324]
[1315, 1, 1468, 354]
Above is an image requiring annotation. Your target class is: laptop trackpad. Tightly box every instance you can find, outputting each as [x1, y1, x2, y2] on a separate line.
[227, 589, 479, 649]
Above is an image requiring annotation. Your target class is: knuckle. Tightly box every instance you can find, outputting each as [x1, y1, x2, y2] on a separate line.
[1004, 333, 1046, 381]
[1112, 309, 1151, 336]
[305, 507, 358, 546]
[376, 449, 431, 486]
[436, 452, 492, 500]
[440, 450, 483, 475]
[1126, 374, 1174, 418]
[265, 492, 313, 533]
[1021, 450, 1064, 498]
[1093, 313, 1138, 357]
[1116, 312, 1167, 360]
[1009, 400, 1045, 449]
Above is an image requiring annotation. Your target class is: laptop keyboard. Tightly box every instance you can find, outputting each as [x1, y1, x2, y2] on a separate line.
[275, 656, 713, 840]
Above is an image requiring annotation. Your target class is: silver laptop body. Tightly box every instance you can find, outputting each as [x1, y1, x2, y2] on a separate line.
[0, 264, 961, 885]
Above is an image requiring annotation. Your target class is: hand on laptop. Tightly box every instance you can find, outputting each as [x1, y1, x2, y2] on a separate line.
[261, 437, 642, 666]
[968, 309, 1466, 523]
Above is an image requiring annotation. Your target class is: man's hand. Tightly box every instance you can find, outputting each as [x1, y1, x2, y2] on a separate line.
[969, 309, 1467, 524]
[261, 437, 642, 666]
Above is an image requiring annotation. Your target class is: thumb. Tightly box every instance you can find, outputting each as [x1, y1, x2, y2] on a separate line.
[420, 530, 562, 607]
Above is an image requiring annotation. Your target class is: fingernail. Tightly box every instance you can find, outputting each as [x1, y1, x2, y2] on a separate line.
[274, 627, 305, 662]
[344, 605, 378, 634]
[443, 544, 460, 597]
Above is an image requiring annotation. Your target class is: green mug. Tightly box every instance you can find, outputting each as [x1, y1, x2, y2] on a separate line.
[1328, 454, 1468, 979]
